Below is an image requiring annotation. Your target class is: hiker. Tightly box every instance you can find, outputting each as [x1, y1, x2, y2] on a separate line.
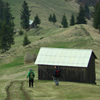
[52, 66, 61, 85]
[27, 68, 35, 87]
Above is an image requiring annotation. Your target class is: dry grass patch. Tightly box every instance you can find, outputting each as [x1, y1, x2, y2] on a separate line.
[23, 80, 100, 100]
[0, 80, 11, 100]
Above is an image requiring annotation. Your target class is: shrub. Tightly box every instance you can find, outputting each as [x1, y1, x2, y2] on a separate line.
[23, 34, 31, 46]
[19, 30, 24, 35]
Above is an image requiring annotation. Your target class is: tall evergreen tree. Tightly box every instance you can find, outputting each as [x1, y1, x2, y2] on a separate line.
[0, 0, 4, 24]
[76, 5, 87, 24]
[70, 14, 75, 26]
[61, 14, 68, 28]
[52, 13, 57, 24]
[48, 14, 53, 22]
[85, 4, 90, 20]
[23, 34, 31, 46]
[0, 22, 14, 52]
[20, 0, 31, 29]
[0, 1, 15, 52]
[93, 2, 100, 29]
[34, 14, 41, 28]
[3, 2, 14, 26]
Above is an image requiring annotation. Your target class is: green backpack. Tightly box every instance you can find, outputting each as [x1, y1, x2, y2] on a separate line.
[29, 72, 34, 79]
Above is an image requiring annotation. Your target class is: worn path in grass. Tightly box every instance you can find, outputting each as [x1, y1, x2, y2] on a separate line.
[1, 76, 100, 100]
[5, 80, 30, 100]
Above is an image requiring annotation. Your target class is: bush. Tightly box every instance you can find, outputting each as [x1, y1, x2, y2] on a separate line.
[19, 30, 24, 35]
[23, 34, 31, 46]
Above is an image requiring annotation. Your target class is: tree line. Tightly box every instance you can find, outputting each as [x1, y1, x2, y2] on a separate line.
[0, 0, 41, 52]
[93, 2, 100, 30]
[48, 4, 87, 28]
[77, 0, 100, 6]
[0, 0, 100, 52]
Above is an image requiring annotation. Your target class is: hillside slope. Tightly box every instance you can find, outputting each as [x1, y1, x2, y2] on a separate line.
[4, 0, 79, 28]
[0, 24, 100, 100]
[1, 24, 100, 64]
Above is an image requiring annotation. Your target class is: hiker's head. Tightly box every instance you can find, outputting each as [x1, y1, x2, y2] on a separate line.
[29, 68, 32, 71]
[55, 66, 58, 68]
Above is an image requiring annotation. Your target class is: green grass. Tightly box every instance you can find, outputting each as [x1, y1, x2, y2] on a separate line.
[47, 39, 91, 49]
[12, 28, 66, 48]
[23, 80, 100, 100]
[1, 24, 100, 99]
[1, 62, 100, 100]
[0, 0, 100, 100]
[0, 56, 24, 70]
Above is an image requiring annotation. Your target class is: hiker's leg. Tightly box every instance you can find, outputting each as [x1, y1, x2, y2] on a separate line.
[55, 77, 59, 85]
[53, 77, 56, 85]
[56, 78, 59, 85]
[32, 79, 33, 87]
[53, 77, 58, 85]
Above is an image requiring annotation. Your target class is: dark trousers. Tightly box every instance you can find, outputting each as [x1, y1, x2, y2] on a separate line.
[53, 76, 59, 85]
[29, 79, 34, 87]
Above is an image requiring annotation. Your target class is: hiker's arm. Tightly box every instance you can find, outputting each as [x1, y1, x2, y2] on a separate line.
[27, 72, 30, 78]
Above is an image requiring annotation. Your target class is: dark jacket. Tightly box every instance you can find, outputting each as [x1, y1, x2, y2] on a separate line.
[53, 68, 60, 77]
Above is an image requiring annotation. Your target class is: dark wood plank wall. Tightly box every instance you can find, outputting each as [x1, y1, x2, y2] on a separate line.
[38, 54, 96, 84]
[59, 66, 87, 83]
[38, 65, 88, 83]
[38, 65, 54, 80]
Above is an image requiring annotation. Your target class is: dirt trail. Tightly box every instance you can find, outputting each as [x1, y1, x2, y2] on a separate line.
[5, 80, 30, 100]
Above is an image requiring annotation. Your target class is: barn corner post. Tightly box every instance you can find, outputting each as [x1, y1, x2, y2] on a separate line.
[38, 65, 40, 80]
[87, 52, 97, 84]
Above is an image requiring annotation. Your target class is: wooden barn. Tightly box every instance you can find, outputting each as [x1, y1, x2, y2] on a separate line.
[35, 47, 97, 84]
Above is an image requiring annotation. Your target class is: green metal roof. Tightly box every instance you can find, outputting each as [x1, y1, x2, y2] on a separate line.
[35, 47, 96, 67]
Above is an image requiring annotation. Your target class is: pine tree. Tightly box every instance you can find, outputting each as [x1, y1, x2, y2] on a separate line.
[34, 14, 41, 28]
[3, 2, 15, 35]
[61, 14, 68, 28]
[0, 22, 14, 52]
[0, 1, 15, 52]
[20, 0, 31, 29]
[19, 30, 24, 35]
[70, 14, 75, 26]
[23, 34, 31, 46]
[52, 13, 57, 24]
[93, 2, 100, 29]
[3, 2, 14, 25]
[48, 14, 52, 22]
[76, 5, 87, 24]
[85, 4, 90, 20]
[0, 0, 4, 24]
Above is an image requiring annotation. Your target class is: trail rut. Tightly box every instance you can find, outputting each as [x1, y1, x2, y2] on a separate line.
[5, 80, 30, 100]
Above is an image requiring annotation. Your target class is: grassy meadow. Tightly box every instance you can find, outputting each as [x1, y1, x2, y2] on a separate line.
[0, 0, 100, 100]
[3, 0, 78, 29]
[0, 24, 100, 100]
